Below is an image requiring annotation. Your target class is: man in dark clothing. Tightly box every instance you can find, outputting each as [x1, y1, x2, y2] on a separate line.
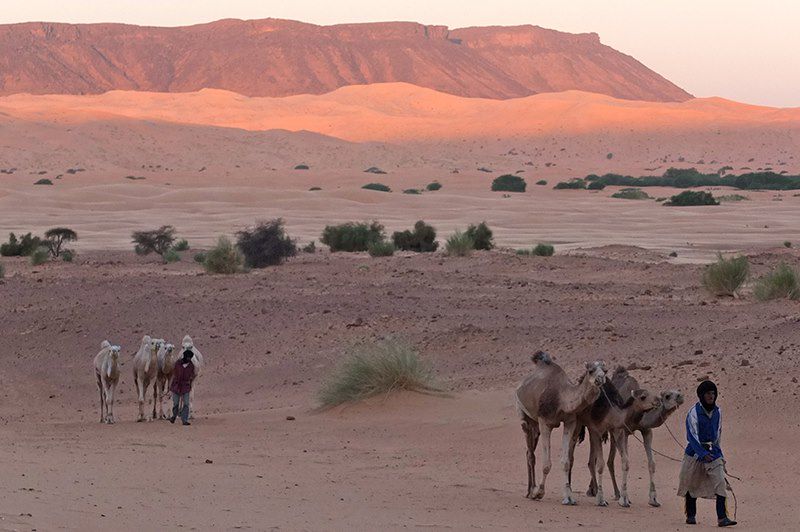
[677, 380, 736, 527]
[170, 349, 196, 426]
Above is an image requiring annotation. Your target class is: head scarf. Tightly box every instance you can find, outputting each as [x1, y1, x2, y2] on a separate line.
[182, 349, 194, 362]
[696, 380, 718, 409]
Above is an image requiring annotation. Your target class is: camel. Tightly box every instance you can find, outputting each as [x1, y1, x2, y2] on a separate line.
[515, 352, 607, 505]
[602, 367, 685, 507]
[132, 335, 161, 422]
[154, 342, 176, 419]
[94, 340, 121, 424]
[570, 375, 661, 507]
[180, 335, 204, 418]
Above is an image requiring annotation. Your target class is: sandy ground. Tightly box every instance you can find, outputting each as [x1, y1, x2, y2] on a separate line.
[1, 248, 799, 530]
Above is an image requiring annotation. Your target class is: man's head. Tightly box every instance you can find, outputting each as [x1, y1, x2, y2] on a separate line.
[696, 380, 718, 409]
[182, 349, 194, 362]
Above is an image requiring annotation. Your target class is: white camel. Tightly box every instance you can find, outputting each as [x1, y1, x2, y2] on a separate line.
[181, 335, 204, 418]
[155, 342, 177, 419]
[132, 335, 161, 422]
[94, 340, 121, 424]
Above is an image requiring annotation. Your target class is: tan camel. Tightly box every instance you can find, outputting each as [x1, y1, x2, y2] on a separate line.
[515, 352, 607, 505]
[154, 342, 176, 419]
[570, 376, 661, 507]
[94, 340, 121, 424]
[132, 335, 161, 422]
[603, 367, 685, 507]
[180, 335, 204, 418]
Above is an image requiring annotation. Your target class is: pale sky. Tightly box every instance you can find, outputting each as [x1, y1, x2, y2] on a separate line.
[3, 0, 798, 107]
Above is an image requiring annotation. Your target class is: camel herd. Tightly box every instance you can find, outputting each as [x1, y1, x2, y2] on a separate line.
[516, 352, 684, 508]
[93, 335, 204, 424]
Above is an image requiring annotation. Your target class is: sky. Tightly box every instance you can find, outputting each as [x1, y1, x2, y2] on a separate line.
[2, 0, 798, 107]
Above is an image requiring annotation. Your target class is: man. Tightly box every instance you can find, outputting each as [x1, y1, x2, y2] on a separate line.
[170, 349, 196, 426]
[677, 380, 736, 527]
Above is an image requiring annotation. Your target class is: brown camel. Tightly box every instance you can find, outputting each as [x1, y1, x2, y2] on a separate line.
[515, 352, 607, 505]
[570, 376, 661, 507]
[603, 367, 684, 507]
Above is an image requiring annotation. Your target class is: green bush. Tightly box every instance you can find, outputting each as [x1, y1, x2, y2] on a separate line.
[445, 230, 475, 257]
[611, 188, 651, 200]
[587, 181, 606, 190]
[718, 194, 750, 202]
[302, 241, 316, 253]
[362, 183, 391, 192]
[426, 182, 442, 191]
[132, 226, 176, 256]
[519, 244, 555, 256]
[34, 178, 53, 185]
[784, 241, 792, 248]
[294, 164, 310, 170]
[1, 232, 42, 257]
[368, 241, 395, 257]
[364, 167, 387, 174]
[666, 190, 719, 206]
[753, 263, 800, 301]
[0, 263, 4, 278]
[554, 179, 587, 190]
[173, 239, 189, 251]
[702, 254, 749, 297]
[163, 249, 181, 263]
[536, 179, 548, 186]
[321, 221, 385, 252]
[309, 187, 322, 191]
[465, 222, 494, 250]
[203, 236, 244, 274]
[491, 174, 527, 192]
[392, 221, 438, 252]
[317, 339, 436, 407]
[30, 247, 49, 266]
[403, 188, 421, 195]
[587, 168, 800, 190]
[193, 252, 206, 263]
[61, 250, 75, 262]
[236, 219, 296, 268]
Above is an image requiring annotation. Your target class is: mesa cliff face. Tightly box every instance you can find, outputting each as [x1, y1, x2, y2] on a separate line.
[0, 19, 691, 101]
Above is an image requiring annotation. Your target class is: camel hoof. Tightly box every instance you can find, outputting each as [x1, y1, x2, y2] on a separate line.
[597, 500, 608, 507]
[649, 499, 661, 508]
[532, 488, 545, 500]
[619, 499, 631, 508]
[562, 497, 577, 506]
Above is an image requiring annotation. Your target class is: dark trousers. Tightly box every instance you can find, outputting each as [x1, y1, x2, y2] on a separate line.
[172, 392, 190, 423]
[685, 494, 727, 520]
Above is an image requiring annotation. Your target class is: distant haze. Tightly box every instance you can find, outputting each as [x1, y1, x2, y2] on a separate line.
[3, 0, 798, 107]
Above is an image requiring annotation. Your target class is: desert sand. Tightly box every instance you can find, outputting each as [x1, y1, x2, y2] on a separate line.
[1, 248, 799, 530]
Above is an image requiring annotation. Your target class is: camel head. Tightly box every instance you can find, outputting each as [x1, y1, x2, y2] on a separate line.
[584, 361, 607, 387]
[659, 389, 684, 412]
[160, 342, 175, 361]
[630, 389, 661, 413]
[151, 338, 164, 354]
[109, 345, 121, 361]
[182, 335, 194, 350]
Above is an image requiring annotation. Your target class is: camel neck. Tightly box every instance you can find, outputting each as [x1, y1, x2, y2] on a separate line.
[562, 375, 599, 413]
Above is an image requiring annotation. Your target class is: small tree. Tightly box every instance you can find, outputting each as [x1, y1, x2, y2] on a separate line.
[236, 219, 297, 268]
[44, 227, 77, 257]
[132, 226, 176, 257]
[491, 174, 527, 192]
[666, 191, 719, 206]
[465, 222, 494, 250]
[392, 221, 438, 252]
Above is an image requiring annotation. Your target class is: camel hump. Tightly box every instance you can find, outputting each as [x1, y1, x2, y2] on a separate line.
[100, 340, 111, 349]
[613, 366, 628, 378]
[531, 351, 552, 365]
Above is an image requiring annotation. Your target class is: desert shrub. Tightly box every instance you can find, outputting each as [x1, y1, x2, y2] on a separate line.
[321, 221, 385, 252]
[368, 241, 395, 257]
[536, 179, 548, 186]
[426, 181, 442, 191]
[34, 178, 53, 185]
[392, 221, 438, 252]
[30, 247, 49, 266]
[364, 167, 387, 174]
[554, 179, 587, 190]
[753, 263, 800, 301]
[172, 239, 189, 251]
[193, 252, 206, 263]
[61, 250, 75, 262]
[203, 236, 244, 274]
[317, 339, 436, 407]
[718, 194, 749, 202]
[465, 222, 494, 251]
[44, 227, 78, 257]
[587, 181, 606, 190]
[403, 188, 421, 195]
[309, 187, 322, 191]
[1, 232, 42, 257]
[491, 174, 526, 192]
[236, 219, 297, 268]
[132, 225, 176, 256]
[302, 241, 316, 253]
[445, 230, 474, 257]
[611, 188, 651, 200]
[0, 263, 4, 278]
[294, 164, 310, 170]
[666, 190, 719, 206]
[520, 244, 555, 256]
[362, 183, 391, 192]
[784, 241, 792, 248]
[702, 254, 749, 297]
[163, 249, 181, 263]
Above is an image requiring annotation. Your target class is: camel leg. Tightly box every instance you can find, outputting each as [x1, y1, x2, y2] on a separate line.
[567, 428, 578, 490]
[97, 376, 105, 423]
[586, 433, 598, 497]
[135, 374, 145, 422]
[641, 429, 660, 507]
[532, 420, 552, 500]
[589, 430, 608, 506]
[607, 432, 620, 500]
[106, 383, 116, 424]
[560, 418, 577, 505]
[615, 429, 631, 507]
[522, 418, 537, 498]
[151, 378, 158, 421]
[188, 383, 196, 419]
